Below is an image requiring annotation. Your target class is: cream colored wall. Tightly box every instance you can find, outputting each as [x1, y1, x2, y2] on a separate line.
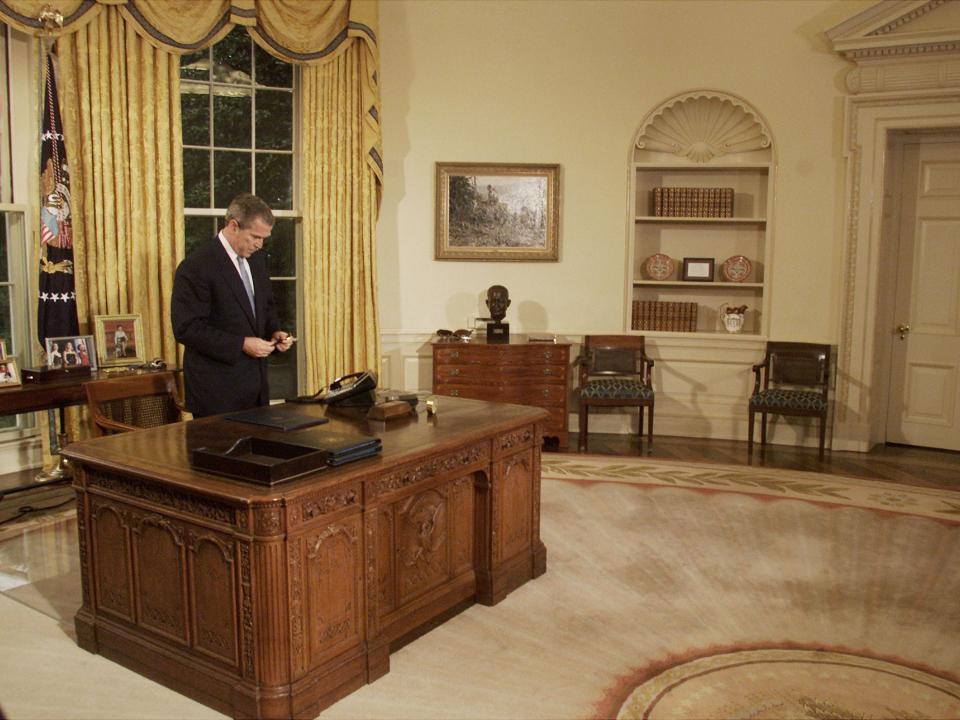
[376, 0, 871, 338]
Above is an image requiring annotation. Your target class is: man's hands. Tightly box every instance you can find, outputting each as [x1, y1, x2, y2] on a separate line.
[242, 332, 294, 358]
[271, 331, 294, 352]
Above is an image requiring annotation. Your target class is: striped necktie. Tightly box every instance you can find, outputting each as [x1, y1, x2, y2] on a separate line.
[237, 257, 256, 316]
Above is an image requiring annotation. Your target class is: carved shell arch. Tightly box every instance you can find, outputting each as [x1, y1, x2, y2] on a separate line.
[634, 90, 774, 163]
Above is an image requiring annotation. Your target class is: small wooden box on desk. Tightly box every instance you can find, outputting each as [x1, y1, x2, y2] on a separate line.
[432, 337, 570, 449]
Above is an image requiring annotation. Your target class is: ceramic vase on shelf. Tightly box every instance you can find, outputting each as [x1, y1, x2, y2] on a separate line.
[719, 303, 747, 333]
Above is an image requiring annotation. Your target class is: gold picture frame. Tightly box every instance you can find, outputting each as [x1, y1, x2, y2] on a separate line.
[0, 358, 19, 386]
[435, 162, 560, 261]
[94, 314, 145, 367]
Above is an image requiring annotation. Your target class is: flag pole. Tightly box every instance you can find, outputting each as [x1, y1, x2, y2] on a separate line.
[33, 5, 72, 486]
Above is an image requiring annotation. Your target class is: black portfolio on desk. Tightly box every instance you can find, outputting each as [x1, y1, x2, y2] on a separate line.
[304, 430, 382, 466]
[225, 405, 329, 431]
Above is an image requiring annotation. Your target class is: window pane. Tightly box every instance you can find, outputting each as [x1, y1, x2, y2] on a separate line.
[180, 49, 208, 81]
[213, 88, 251, 148]
[0, 215, 7, 281]
[264, 218, 296, 277]
[255, 90, 292, 150]
[183, 149, 211, 208]
[214, 151, 252, 207]
[180, 84, 209, 147]
[267, 278, 297, 400]
[268, 349, 297, 400]
[271, 279, 296, 332]
[213, 27, 251, 84]
[185, 216, 217, 257]
[255, 45, 292, 88]
[256, 153, 292, 209]
[0, 286, 10, 350]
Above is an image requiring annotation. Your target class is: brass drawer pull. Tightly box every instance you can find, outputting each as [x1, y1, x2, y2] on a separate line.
[542, 389, 550, 397]
[543, 368, 552, 375]
[543, 351, 552, 360]
[450, 351, 460, 359]
[450, 389, 460, 397]
[450, 368, 460, 376]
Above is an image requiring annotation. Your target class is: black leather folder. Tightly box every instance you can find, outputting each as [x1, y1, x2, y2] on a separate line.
[225, 405, 329, 431]
[305, 430, 382, 465]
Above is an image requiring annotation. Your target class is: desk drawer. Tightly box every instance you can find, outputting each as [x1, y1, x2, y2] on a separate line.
[434, 364, 566, 383]
[434, 383, 566, 407]
[434, 345, 567, 366]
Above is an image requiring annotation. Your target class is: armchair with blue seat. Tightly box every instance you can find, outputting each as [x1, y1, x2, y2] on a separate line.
[577, 335, 654, 453]
[748, 341, 831, 459]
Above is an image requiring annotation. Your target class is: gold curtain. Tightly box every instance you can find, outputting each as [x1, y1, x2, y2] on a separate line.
[301, 42, 380, 391]
[57, 7, 184, 365]
[6, 0, 382, 398]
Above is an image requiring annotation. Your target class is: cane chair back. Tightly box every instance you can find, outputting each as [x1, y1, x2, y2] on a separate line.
[85, 372, 186, 436]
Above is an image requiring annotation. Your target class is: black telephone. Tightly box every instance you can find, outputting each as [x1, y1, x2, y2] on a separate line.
[291, 370, 378, 406]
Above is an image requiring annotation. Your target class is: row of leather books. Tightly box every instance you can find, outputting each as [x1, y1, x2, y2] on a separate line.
[651, 187, 734, 218]
[632, 300, 698, 332]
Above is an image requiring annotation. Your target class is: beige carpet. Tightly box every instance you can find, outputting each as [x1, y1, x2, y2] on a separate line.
[0, 455, 958, 719]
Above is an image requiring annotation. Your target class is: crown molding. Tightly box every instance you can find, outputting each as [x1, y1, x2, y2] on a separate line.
[828, 1, 960, 93]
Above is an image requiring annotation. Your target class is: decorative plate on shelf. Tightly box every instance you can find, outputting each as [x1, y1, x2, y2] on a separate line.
[721, 255, 752, 283]
[644, 253, 675, 281]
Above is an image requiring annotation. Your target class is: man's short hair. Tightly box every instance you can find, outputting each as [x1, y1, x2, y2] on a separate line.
[225, 193, 275, 229]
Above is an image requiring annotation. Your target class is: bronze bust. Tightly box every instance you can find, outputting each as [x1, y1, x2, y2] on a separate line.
[485, 285, 511, 323]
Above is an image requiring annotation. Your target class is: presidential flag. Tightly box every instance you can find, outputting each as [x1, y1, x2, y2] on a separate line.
[38, 49, 79, 346]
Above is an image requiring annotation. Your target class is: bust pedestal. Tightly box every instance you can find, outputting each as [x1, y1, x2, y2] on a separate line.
[486, 322, 509, 344]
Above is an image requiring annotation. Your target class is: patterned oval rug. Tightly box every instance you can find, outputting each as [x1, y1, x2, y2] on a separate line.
[614, 648, 960, 720]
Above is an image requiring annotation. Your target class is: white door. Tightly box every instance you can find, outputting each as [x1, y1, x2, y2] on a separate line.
[886, 138, 960, 451]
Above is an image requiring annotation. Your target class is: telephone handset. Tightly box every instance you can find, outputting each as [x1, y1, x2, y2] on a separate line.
[291, 370, 378, 405]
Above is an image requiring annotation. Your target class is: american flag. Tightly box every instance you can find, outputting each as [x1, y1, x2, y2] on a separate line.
[38, 49, 79, 346]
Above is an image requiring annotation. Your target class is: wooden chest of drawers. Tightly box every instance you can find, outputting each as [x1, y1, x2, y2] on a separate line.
[432, 339, 570, 449]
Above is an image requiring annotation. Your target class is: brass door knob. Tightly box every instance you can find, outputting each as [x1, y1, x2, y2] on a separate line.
[896, 323, 911, 340]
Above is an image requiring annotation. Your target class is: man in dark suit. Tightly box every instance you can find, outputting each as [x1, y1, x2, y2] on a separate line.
[172, 193, 294, 417]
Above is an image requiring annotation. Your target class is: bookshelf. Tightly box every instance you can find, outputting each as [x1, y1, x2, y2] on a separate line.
[626, 92, 775, 339]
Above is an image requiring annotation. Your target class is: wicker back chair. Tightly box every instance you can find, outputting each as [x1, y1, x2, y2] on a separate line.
[85, 372, 186, 436]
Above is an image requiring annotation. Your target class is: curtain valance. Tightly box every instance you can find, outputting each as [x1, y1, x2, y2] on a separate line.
[1, 1, 375, 61]
[2, 0, 382, 194]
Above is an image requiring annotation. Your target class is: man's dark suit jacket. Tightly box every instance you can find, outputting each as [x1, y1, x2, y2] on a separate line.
[171, 237, 280, 417]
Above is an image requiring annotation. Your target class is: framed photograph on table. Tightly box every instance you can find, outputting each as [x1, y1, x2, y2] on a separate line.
[682, 257, 715, 282]
[435, 162, 560, 261]
[0, 358, 19, 386]
[46, 334, 97, 369]
[94, 314, 144, 367]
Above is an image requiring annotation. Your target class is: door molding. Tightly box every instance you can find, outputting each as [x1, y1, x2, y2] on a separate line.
[828, 1, 960, 451]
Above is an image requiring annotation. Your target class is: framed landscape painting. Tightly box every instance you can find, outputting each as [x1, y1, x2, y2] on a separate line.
[435, 162, 560, 261]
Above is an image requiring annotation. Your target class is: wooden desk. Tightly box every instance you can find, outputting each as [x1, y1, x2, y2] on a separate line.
[63, 398, 548, 720]
[0, 368, 179, 416]
[433, 338, 570, 449]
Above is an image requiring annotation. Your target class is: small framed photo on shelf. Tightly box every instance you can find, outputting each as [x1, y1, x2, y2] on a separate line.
[95, 314, 144, 367]
[0, 358, 19, 386]
[46, 335, 97, 369]
[0, 338, 6, 359]
[682, 257, 715, 282]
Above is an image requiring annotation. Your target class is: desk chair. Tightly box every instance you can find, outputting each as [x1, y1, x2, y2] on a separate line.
[577, 335, 654, 453]
[85, 371, 186, 436]
[748, 342, 831, 459]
